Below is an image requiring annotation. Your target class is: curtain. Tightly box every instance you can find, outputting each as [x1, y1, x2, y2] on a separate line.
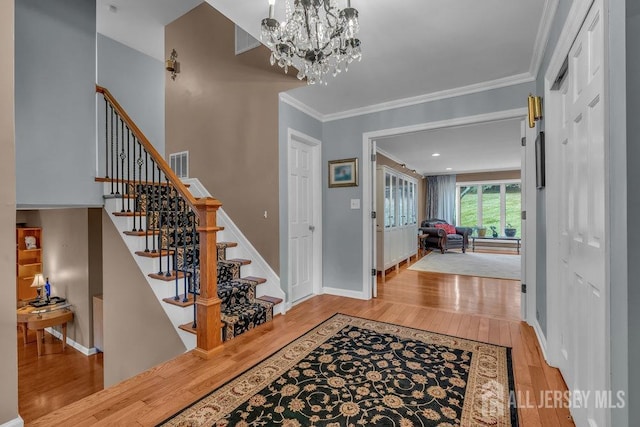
[426, 174, 456, 224]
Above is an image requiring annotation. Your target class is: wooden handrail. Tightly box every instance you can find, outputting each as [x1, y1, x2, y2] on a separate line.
[96, 85, 201, 213]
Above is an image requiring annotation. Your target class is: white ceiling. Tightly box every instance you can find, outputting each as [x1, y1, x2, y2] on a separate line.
[97, 0, 548, 174]
[205, 0, 550, 116]
[97, 0, 203, 61]
[376, 119, 522, 176]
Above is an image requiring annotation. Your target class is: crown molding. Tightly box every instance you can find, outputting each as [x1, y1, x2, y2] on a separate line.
[322, 73, 534, 122]
[529, 0, 560, 77]
[279, 92, 325, 122]
[280, 74, 535, 123]
[375, 148, 421, 176]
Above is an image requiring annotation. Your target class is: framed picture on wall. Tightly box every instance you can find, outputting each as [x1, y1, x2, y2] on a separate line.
[328, 158, 358, 188]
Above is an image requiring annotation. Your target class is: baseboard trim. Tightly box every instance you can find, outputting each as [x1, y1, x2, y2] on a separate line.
[45, 327, 98, 356]
[0, 416, 24, 427]
[530, 319, 549, 363]
[322, 287, 367, 300]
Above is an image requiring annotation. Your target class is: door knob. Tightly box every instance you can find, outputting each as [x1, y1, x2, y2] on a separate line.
[309, 225, 315, 232]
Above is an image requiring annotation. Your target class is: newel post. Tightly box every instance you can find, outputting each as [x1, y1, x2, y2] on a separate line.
[193, 197, 224, 359]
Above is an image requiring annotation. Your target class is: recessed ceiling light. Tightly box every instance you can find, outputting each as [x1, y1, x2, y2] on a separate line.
[432, 153, 440, 157]
[446, 167, 452, 171]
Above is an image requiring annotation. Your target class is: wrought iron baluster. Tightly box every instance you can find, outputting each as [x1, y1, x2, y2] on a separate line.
[115, 117, 121, 195]
[110, 105, 114, 194]
[131, 137, 137, 231]
[157, 174, 164, 274]
[182, 213, 189, 303]
[134, 140, 142, 232]
[126, 128, 131, 212]
[191, 211, 198, 328]
[151, 160, 157, 253]
[104, 98, 109, 179]
[144, 151, 150, 251]
[166, 178, 174, 277]
[119, 118, 125, 200]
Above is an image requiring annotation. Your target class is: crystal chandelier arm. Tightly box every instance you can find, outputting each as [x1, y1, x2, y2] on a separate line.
[323, 1, 339, 25]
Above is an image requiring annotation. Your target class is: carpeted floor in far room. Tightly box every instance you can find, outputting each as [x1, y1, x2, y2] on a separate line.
[409, 251, 521, 281]
[161, 314, 517, 427]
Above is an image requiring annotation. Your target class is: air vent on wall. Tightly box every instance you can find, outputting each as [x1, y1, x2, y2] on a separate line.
[235, 25, 261, 55]
[169, 151, 189, 179]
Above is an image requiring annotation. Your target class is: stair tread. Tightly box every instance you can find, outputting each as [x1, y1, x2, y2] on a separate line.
[135, 249, 174, 258]
[217, 241, 238, 248]
[257, 295, 283, 305]
[223, 258, 251, 266]
[103, 193, 137, 199]
[240, 276, 267, 285]
[149, 271, 185, 281]
[178, 322, 197, 335]
[222, 299, 273, 319]
[123, 230, 160, 236]
[113, 211, 144, 217]
[163, 294, 194, 307]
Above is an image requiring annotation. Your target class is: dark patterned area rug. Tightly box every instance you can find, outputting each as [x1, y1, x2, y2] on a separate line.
[160, 314, 518, 426]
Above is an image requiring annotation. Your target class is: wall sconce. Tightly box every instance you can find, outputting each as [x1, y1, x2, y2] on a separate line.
[166, 49, 179, 80]
[528, 94, 543, 128]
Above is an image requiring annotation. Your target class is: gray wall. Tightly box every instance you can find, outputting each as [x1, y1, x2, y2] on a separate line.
[102, 211, 186, 387]
[97, 33, 165, 159]
[278, 101, 324, 298]
[0, 0, 18, 423]
[532, 0, 573, 338]
[319, 82, 534, 291]
[15, 0, 101, 208]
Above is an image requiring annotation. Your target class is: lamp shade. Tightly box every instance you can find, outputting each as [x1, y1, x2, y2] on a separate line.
[31, 273, 45, 288]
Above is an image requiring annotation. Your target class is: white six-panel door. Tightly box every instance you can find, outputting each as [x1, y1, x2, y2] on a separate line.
[557, 1, 608, 425]
[289, 139, 315, 303]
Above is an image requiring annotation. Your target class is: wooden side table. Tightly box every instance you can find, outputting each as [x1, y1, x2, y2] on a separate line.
[17, 303, 74, 356]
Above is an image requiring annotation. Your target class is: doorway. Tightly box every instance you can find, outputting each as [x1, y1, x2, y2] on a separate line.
[287, 129, 323, 304]
[362, 109, 531, 322]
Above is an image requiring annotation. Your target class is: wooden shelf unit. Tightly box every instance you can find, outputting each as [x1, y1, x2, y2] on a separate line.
[16, 227, 42, 302]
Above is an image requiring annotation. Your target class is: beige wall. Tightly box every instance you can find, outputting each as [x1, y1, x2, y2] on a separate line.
[376, 153, 427, 225]
[456, 169, 521, 182]
[102, 211, 186, 387]
[165, 4, 304, 274]
[22, 209, 103, 349]
[0, 0, 18, 423]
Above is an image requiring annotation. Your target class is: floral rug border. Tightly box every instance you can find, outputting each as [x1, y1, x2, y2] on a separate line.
[159, 313, 518, 426]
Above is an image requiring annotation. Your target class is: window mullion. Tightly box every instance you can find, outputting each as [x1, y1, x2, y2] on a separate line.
[500, 184, 506, 235]
[477, 185, 483, 227]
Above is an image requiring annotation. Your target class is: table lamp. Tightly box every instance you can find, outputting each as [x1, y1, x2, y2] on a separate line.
[31, 273, 45, 301]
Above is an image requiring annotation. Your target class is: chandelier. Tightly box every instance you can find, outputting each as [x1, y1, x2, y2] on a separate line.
[261, 0, 361, 85]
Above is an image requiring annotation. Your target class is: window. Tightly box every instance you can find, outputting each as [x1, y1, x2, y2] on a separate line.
[456, 180, 521, 237]
[458, 185, 478, 229]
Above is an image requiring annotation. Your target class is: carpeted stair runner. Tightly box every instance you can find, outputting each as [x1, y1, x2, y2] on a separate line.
[118, 183, 277, 341]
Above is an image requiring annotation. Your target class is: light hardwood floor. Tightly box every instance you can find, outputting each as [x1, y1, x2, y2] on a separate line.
[25, 255, 573, 426]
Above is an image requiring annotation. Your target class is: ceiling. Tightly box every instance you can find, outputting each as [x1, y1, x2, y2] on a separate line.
[97, 0, 203, 61]
[376, 119, 522, 176]
[97, 0, 550, 174]
[205, 0, 550, 116]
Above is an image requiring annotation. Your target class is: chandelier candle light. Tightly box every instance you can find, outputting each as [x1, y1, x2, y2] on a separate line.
[261, 0, 361, 85]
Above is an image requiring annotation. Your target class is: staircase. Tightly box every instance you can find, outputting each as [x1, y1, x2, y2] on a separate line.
[97, 85, 283, 353]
